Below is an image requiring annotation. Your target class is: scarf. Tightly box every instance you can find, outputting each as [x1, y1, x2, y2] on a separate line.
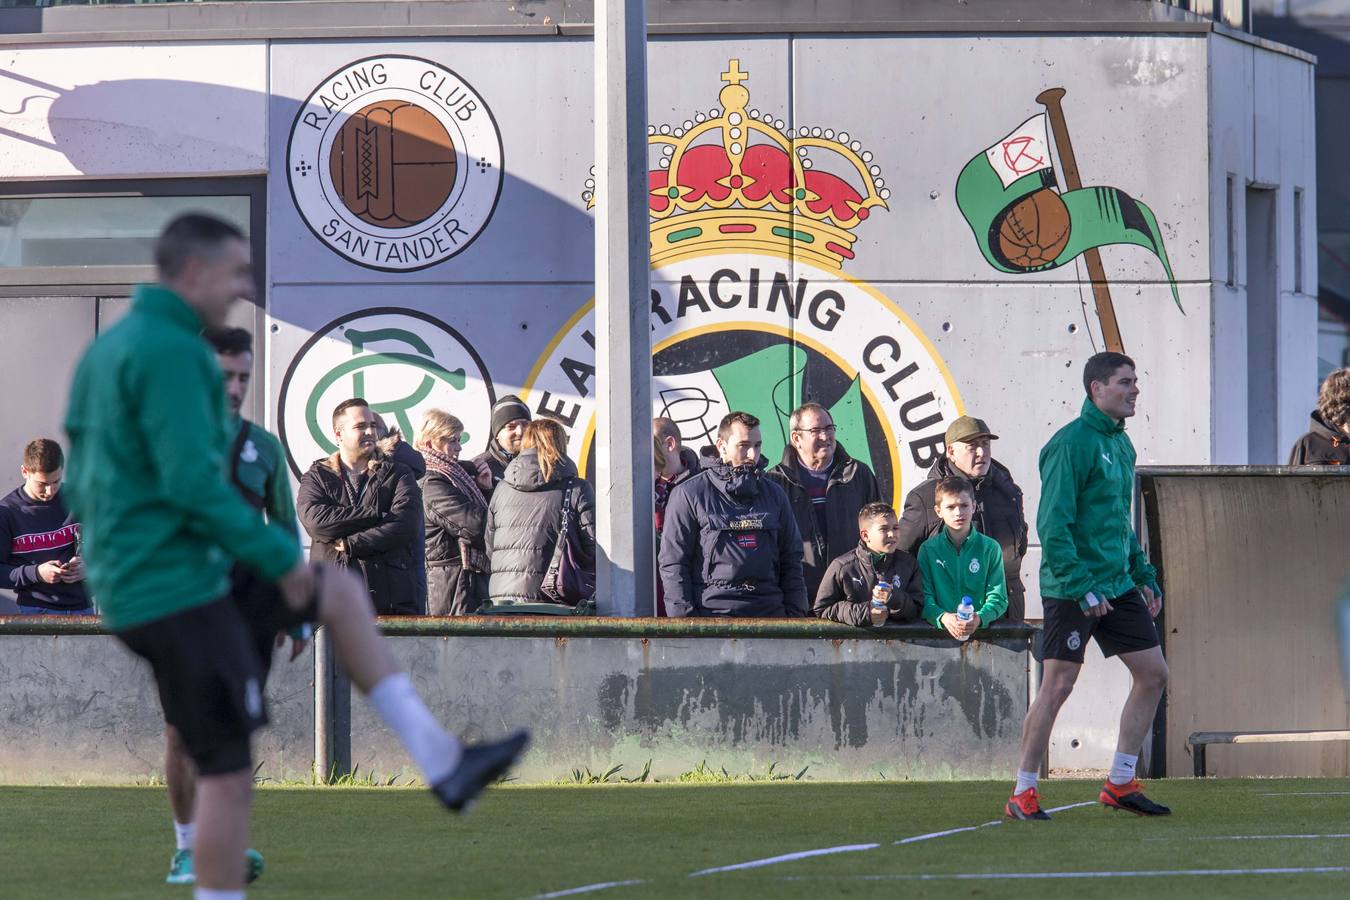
[423, 448, 487, 510]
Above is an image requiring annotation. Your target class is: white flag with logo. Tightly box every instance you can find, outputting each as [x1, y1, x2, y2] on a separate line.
[982, 114, 1053, 189]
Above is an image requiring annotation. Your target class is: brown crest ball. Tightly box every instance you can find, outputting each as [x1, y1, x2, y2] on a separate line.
[329, 100, 457, 229]
[996, 188, 1071, 270]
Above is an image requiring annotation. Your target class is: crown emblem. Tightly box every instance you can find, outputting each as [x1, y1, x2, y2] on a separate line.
[582, 59, 889, 269]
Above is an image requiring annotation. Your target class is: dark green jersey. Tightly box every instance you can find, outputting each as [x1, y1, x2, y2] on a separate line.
[227, 417, 300, 543]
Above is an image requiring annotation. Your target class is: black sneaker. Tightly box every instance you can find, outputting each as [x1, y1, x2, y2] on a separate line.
[432, 730, 530, 813]
[1099, 778, 1171, 816]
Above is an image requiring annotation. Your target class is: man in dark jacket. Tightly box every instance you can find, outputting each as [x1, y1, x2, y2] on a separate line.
[0, 439, 90, 614]
[766, 402, 880, 601]
[896, 415, 1029, 622]
[1288, 367, 1350, 466]
[472, 395, 531, 499]
[814, 502, 923, 627]
[653, 417, 703, 616]
[298, 398, 423, 615]
[375, 415, 429, 613]
[659, 412, 807, 618]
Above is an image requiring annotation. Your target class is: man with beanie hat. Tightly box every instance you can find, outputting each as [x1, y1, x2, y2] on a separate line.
[473, 395, 531, 499]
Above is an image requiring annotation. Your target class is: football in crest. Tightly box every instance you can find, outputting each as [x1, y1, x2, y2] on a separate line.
[995, 188, 1071, 270]
[329, 100, 458, 228]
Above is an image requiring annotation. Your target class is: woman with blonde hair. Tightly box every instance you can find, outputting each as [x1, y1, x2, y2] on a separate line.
[485, 418, 596, 604]
[416, 409, 490, 615]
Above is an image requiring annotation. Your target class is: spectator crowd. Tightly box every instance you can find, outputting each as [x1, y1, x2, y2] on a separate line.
[6, 351, 1348, 626]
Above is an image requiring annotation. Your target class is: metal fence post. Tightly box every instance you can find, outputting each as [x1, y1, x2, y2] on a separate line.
[313, 626, 351, 783]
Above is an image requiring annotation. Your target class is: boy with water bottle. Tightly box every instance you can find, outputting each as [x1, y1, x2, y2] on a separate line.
[918, 476, 1007, 640]
[812, 502, 923, 627]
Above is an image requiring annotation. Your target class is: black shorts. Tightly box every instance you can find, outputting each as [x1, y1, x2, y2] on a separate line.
[117, 598, 268, 776]
[116, 567, 322, 776]
[1038, 588, 1160, 664]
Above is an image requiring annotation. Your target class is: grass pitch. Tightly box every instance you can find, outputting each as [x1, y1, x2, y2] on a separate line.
[6, 777, 1350, 898]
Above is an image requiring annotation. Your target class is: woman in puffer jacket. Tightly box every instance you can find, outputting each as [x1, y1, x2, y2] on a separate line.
[416, 409, 493, 615]
[485, 418, 596, 603]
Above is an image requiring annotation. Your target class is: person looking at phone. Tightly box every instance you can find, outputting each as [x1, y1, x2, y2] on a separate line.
[0, 438, 92, 615]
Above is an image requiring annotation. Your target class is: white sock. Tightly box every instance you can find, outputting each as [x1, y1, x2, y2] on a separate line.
[1014, 769, 1039, 794]
[367, 673, 462, 784]
[1109, 751, 1138, 785]
[194, 890, 244, 900]
[174, 820, 195, 851]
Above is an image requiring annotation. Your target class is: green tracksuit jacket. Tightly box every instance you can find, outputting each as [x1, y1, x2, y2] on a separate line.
[64, 284, 300, 631]
[918, 526, 1008, 629]
[1037, 397, 1158, 605]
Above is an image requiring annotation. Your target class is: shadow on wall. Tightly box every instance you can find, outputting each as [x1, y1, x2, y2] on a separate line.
[0, 70, 603, 474]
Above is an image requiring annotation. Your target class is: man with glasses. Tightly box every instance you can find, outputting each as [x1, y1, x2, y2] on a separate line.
[766, 402, 880, 601]
[896, 416, 1028, 622]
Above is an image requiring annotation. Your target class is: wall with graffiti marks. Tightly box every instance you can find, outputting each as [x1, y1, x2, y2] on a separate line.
[268, 34, 1238, 596]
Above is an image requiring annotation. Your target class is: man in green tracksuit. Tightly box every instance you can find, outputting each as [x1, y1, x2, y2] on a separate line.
[64, 213, 525, 900]
[1005, 352, 1170, 822]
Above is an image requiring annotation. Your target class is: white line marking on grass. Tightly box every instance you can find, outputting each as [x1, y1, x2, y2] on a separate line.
[782, 866, 1350, 882]
[689, 843, 881, 876]
[530, 879, 647, 898]
[892, 800, 1095, 845]
[1260, 791, 1350, 797]
[1146, 833, 1350, 842]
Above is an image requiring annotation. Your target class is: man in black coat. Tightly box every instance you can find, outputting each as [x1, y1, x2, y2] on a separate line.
[896, 415, 1028, 622]
[298, 398, 422, 615]
[659, 412, 807, 618]
[472, 395, 531, 499]
[765, 402, 880, 602]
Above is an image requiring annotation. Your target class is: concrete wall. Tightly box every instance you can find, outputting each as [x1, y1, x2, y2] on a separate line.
[0, 622, 1030, 784]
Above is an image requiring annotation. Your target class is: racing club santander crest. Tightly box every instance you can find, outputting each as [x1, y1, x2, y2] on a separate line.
[526, 60, 964, 503]
[286, 55, 504, 271]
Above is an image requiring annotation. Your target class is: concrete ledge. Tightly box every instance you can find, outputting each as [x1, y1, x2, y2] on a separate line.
[0, 617, 1033, 784]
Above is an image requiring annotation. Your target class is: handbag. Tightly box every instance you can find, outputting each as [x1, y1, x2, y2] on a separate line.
[541, 478, 596, 606]
[458, 536, 488, 574]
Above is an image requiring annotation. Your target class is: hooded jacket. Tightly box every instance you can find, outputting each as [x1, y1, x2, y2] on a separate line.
[658, 461, 808, 617]
[485, 450, 596, 603]
[896, 455, 1028, 622]
[297, 451, 422, 615]
[1037, 398, 1158, 604]
[1288, 411, 1350, 466]
[765, 443, 880, 601]
[812, 542, 923, 627]
[421, 459, 489, 616]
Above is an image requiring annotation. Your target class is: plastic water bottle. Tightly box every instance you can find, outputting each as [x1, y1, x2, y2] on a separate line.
[955, 595, 975, 642]
[872, 579, 891, 616]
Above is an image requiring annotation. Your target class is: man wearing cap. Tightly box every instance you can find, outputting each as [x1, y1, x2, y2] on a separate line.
[896, 415, 1028, 622]
[473, 395, 531, 500]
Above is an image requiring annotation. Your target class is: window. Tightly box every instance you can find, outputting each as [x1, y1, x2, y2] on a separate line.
[1226, 174, 1236, 288]
[1293, 187, 1304, 295]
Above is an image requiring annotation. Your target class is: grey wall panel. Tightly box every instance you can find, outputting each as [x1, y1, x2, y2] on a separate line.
[0, 296, 95, 474]
[790, 34, 1211, 287]
[349, 634, 1031, 782]
[268, 39, 597, 288]
[0, 635, 314, 785]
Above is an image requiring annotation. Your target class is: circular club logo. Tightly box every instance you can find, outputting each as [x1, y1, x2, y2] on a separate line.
[287, 55, 503, 271]
[278, 310, 496, 477]
[524, 255, 963, 506]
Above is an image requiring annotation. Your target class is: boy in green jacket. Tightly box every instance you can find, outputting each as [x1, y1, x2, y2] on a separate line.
[918, 477, 1007, 639]
[64, 214, 526, 899]
[1005, 351, 1169, 823]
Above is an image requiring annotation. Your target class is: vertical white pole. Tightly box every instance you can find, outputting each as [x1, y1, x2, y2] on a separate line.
[594, 0, 654, 616]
